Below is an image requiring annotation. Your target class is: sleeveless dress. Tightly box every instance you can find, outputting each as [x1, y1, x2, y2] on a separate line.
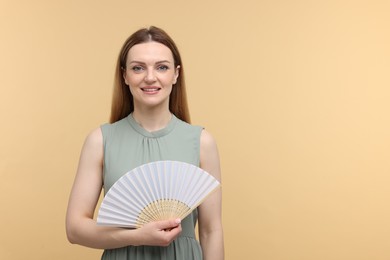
[100, 113, 204, 260]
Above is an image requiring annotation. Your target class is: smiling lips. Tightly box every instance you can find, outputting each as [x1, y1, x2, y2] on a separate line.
[141, 87, 161, 93]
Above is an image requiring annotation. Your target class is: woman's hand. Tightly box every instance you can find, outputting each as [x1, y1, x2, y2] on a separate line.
[134, 218, 182, 246]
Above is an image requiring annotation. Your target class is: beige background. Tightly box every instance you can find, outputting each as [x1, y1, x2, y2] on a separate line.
[1, 0, 390, 259]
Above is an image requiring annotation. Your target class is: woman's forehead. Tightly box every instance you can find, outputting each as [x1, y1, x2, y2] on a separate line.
[127, 41, 174, 63]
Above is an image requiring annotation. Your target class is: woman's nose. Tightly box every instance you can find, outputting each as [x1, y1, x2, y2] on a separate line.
[144, 68, 156, 82]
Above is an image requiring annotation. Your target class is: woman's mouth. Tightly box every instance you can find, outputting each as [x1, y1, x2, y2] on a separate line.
[141, 87, 161, 93]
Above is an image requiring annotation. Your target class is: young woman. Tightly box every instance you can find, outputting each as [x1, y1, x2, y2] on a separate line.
[66, 26, 224, 260]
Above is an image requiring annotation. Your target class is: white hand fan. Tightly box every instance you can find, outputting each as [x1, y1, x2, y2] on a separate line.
[97, 160, 220, 228]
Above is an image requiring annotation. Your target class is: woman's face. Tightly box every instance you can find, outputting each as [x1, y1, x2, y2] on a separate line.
[123, 41, 179, 110]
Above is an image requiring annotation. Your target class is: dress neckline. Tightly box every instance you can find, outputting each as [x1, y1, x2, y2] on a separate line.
[126, 113, 178, 138]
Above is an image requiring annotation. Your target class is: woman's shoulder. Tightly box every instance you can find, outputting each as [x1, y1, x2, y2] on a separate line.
[101, 116, 129, 129]
[200, 129, 217, 149]
[81, 127, 103, 152]
[100, 116, 130, 137]
[175, 117, 204, 132]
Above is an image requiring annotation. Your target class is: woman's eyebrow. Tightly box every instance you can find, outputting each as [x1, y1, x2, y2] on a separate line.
[128, 60, 172, 65]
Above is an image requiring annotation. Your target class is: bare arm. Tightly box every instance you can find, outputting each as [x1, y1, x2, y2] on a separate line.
[65, 127, 182, 249]
[198, 129, 225, 260]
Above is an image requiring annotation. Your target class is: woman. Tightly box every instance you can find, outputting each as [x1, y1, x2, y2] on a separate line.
[65, 26, 224, 259]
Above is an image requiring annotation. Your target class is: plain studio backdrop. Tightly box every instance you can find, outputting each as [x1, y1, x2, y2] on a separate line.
[1, 0, 389, 259]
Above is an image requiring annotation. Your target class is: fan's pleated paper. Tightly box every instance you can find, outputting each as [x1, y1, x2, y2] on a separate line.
[97, 160, 220, 228]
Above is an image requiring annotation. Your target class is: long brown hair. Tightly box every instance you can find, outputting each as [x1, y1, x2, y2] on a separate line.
[109, 26, 190, 124]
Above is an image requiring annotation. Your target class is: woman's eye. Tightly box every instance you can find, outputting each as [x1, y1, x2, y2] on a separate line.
[131, 66, 144, 72]
[157, 65, 169, 71]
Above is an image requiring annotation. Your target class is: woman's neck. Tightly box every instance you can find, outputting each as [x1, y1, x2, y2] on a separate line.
[131, 108, 172, 132]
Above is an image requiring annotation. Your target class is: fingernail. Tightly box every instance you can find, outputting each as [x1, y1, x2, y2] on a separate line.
[175, 218, 181, 224]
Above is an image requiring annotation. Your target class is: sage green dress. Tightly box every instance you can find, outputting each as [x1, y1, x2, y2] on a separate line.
[100, 114, 204, 260]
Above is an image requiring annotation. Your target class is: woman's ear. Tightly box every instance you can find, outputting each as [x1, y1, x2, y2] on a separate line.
[122, 67, 129, 85]
[173, 65, 180, 85]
